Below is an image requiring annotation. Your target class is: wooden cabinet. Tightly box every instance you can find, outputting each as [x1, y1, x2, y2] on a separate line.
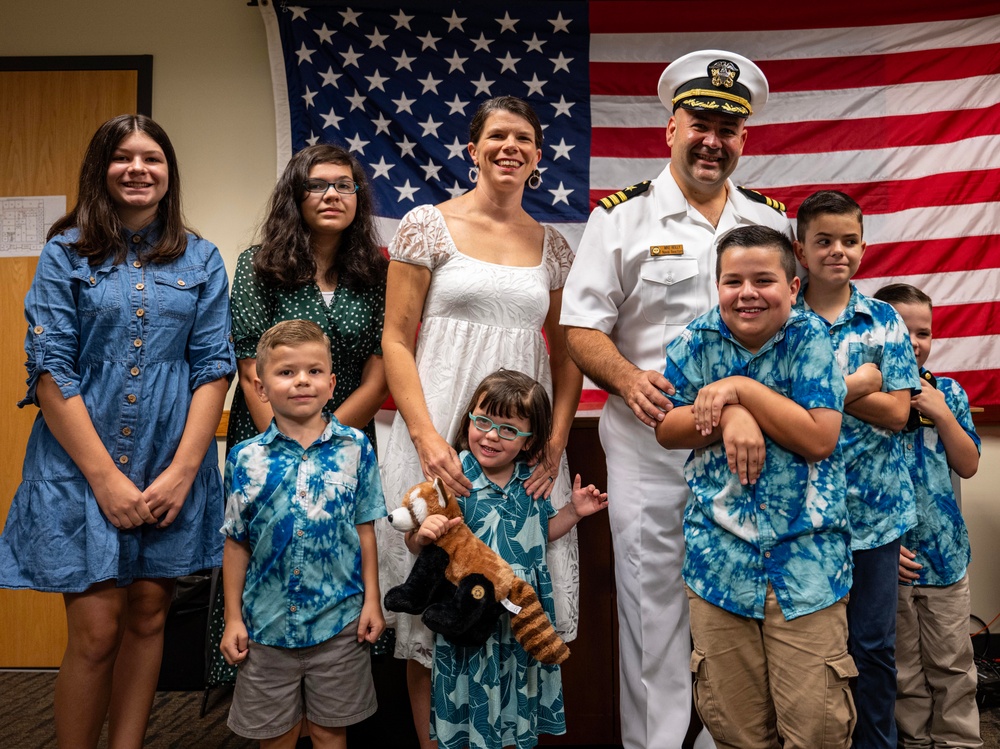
[542, 416, 620, 745]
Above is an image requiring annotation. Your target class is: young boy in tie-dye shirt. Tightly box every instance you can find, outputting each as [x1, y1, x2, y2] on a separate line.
[219, 320, 386, 748]
[657, 226, 855, 748]
[873, 283, 982, 748]
[793, 191, 920, 749]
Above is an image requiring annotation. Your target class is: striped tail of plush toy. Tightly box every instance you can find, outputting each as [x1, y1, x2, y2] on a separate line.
[508, 577, 570, 665]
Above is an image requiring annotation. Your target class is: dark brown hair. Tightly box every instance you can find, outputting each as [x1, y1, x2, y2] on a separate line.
[716, 225, 796, 281]
[253, 144, 386, 290]
[796, 189, 864, 239]
[454, 369, 552, 465]
[469, 96, 544, 148]
[47, 114, 193, 265]
[255, 319, 332, 375]
[872, 283, 933, 310]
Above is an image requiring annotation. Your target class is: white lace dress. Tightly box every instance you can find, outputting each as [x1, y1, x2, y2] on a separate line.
[377, 204, 580, 667]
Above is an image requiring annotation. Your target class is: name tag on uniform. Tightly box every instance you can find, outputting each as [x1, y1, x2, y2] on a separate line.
[650, 244, 684, 256]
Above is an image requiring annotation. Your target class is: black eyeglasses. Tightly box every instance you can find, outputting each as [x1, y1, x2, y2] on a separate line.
[302, 178, 360, 195]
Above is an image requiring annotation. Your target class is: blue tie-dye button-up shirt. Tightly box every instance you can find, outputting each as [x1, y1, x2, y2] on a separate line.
[222, 417, 386, 648]
[795, 283, 919, 551]
[899, 372, 980, 587]
[664, 307, 852, 621]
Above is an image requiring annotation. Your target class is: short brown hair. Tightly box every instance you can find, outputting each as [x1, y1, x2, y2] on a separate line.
[255, 320, 332, 375]
[454, 369, 551, 464]
[716, 225, 796, 281]
[469, 96, 544, 148]
[796, 190, 863, 239]
[872, 283, 933, 310]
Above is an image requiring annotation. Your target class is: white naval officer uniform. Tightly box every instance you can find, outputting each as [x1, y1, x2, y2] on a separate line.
[560, 163, 792, 749]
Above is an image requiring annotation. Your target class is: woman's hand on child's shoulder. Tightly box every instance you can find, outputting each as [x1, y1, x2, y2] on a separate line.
[570, 474, 609, 519]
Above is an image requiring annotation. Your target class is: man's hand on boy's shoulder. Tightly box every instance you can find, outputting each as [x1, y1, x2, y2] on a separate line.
[623, 368, 675, 427]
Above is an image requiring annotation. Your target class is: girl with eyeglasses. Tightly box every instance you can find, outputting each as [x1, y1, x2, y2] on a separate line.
[227, 144, 387, 453]
[376, 96, 583, 748]
[404, 369, 606, 749]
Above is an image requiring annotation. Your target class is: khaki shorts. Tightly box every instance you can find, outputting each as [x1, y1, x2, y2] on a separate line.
[227, 619, 377, 740]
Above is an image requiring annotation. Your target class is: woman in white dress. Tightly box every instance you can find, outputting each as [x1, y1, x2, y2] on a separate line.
[378, 96, 582, 748]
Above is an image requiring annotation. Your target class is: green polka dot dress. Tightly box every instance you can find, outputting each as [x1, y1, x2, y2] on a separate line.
[226, 245, 385, 452]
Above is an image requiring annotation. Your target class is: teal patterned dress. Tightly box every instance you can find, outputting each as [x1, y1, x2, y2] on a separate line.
[431, 451, 566, 749]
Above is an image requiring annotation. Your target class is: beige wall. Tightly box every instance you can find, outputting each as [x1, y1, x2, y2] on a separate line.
[1, 0, 277, 275]
[5, 1, 999, 629]
[962, 428, 1000, 626]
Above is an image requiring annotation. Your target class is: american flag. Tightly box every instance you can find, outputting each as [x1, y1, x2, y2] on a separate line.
[260, 0, 1000, 412]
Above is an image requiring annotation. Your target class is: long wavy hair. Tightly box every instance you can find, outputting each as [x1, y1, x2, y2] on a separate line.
[47, 114, 193, 265]
[253, 144, 386, 290]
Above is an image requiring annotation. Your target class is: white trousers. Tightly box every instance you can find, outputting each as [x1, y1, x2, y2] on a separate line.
[600, 398, 714, 749]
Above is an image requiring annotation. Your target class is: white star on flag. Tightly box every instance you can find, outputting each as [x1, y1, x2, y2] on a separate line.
[548, 181, 573, 206]
[295, 43, 315, 65]
[315, 24, 335, 44]
[339, 7, 361, 27]
[496, 12, 519, 33]
[394, 180, 419, 202]
[320, 108, 343, 129]
[443, 11, 465, 32]
[369, 156, 394, 180]
[344, 134, 369, 154]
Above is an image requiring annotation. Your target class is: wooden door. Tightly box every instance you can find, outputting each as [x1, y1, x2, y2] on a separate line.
[0, 58, 150, 667]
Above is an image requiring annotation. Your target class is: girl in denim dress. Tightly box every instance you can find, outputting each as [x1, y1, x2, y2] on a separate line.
[0, 115, 235, 748]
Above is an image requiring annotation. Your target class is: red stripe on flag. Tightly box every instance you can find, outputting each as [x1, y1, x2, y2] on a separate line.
[591, 104, 1000, 158]
[766, 169, 1000, 217]
[591, 43, 1000, 96]
[934, 302, 1000, 339]
[591, 169, 1000, 216]
[856, 235, 1000, 279]
[589, 1, 1000, 33]
[934, 368, 1000, 410]
[746, 106, 1000, 156]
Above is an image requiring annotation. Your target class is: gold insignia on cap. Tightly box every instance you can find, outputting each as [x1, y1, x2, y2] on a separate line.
[650, 245, 684, 256]
[709, 59, 740, 89]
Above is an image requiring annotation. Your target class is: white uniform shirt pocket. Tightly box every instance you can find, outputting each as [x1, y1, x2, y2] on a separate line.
[639, 256, 701, 325]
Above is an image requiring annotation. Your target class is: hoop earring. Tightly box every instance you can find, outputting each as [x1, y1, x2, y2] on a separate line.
[527, 169, 543, 189]
[468, 164, 479, 184]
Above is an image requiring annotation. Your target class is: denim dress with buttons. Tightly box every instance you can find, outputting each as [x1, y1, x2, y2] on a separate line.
[0, 223, 236, 592]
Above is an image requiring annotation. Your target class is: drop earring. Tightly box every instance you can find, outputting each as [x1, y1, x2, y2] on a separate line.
[468, 164, 480, 183]
[527, 169, 543, 189]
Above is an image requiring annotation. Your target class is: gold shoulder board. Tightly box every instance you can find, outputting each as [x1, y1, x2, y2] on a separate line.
[736, 186, 786, 214]
[599, 180, 652, 211]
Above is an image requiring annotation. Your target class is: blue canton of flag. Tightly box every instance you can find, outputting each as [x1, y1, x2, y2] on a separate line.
[270, 1, 590, 223]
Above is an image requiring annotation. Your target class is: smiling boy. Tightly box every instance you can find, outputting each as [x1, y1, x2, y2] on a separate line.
[794, 190, 920, 749]
[220, 320, 386, 749]
[656, 225, 855, 748]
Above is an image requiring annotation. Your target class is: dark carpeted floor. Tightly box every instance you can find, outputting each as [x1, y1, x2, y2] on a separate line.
[2, 669, 999, 748]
